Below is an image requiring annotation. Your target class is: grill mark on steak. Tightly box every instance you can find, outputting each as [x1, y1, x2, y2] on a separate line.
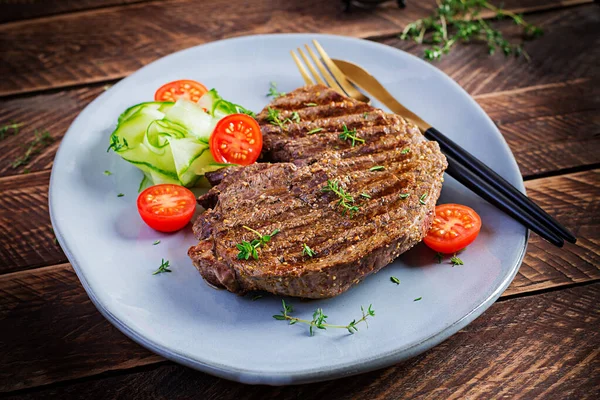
[191, 85, 447, 298]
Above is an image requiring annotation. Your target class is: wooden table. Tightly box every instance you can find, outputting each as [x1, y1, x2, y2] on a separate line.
[1, 0, 598, 398]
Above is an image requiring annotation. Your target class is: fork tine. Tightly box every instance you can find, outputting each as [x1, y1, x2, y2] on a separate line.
[291, 51, 314, 85]
[304, 44, 345, 95]
[297, 48, 325, 86]
[312, 40, 369, 103]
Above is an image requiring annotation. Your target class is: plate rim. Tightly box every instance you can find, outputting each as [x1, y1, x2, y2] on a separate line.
[49, 33, 528, 385]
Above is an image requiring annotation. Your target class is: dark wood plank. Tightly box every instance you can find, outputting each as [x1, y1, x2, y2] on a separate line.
[0, 171, 597, 392]
[5, 283, 599, 399]
[0, 85, 105, 176]
[474, 79, 600, 178]
[0, 171, 66, 273]
[0, 264, 162, 393]
[0, 0, 593, 96]
[0, 0, 154, 23]
[504, 170, 600, 295]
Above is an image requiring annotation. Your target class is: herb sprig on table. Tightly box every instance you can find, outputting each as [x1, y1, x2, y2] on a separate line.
[1, 122, 23, 140]
[400, 0, 543, 61]
[273, 300, 375, 336]
[12, 130, 55, 169]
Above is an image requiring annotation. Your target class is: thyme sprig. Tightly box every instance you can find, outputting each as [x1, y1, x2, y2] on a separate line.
[322, 179, 360, 217]
[302, 243, 316, 258]
[236, 226, 280, 260]
[0, 122, 23, 140]
[400, 0, 543, 61]
[339, 124, 365, 147]
[266, 107, 285, 129]
[12, 130, 55, 169]
[153, 259, 172, 275]
[273, 300, 375, 336]
[266, 81, 285, 98]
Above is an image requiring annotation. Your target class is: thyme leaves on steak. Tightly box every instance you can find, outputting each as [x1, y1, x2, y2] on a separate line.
[273, 300, 375, 336]
[321, 179, 360, 217]
[339, 124, 365, 147]
[267, 107, 301, 130]
[236, 226, 281, 260]
[302, 243, 316, 258]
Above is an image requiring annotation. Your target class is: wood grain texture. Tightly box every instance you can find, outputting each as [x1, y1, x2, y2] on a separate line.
[0, 0, 594, 96]
[0, 171, 66, 273]
[0, 264, 162, 393]
[475, 79, 600, 178]
[0, 171, 597, 392]
[4, 283, 599, 399]
[0, 0, 155, 23]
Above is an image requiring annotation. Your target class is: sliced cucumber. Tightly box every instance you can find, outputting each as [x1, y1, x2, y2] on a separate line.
[164, 98, 215, 142]
[118, 101, 174, 124]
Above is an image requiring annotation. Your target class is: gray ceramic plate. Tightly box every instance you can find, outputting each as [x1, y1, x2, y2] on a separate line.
[50, 34, 527, 385]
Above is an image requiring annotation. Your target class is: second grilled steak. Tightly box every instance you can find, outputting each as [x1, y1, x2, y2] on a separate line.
[189, 86, 448, 298]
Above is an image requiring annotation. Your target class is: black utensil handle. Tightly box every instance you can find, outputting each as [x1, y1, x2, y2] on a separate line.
[444, 155, 564, 248]
[425, 127, 576, 243]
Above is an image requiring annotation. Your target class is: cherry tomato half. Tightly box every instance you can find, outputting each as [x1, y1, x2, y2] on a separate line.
[154, 80, 208, 103]
[209, 114, 263, 166]
[423, 204, 482, 254]
[137, 184, 196, 232]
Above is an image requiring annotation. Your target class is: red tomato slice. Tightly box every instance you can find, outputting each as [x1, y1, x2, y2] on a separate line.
[137, 184, 196, 232]
[423, 204, 482, 254]
[154, 80, 208, 103]
[210, 114, 262, 166]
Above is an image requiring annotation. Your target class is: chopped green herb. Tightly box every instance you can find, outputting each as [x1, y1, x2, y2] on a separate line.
[266, 81, 285, 98]
[419, 193, 428, 205]
[370, 166, 385, 172]
[339, 124, 365, 146]
[236, 226, 280, 260]
[360, 193, 371, 199]
[399, 0, 543, 62]
[307, 127, 324, 135]
[53, 237, 58, 245]
[266, 107, 285, 129]
[450, 254, 464, 266]
[117, 193, 124, 197]
[153, 258, 172, 275]
[435, 252, 444, 264]
[302, 243, 316, 258]
[322, 179, 359, 217]
[104, 170, 112, 176]
[390, 276, 400, 285]
[252, 294, 263, 301]
[305, 102, 318, 107]
[290, 111, 301, 123]
[414, 297, 422, 302]
[401, 148, 410, 154]
[153, 240, 161, 246]
[273, 300, 375, 336]
[363, 112, 369, 119]
[0, 122, 23, 140]
[107, 135, 129, 153]
[399, 193, 410, 199]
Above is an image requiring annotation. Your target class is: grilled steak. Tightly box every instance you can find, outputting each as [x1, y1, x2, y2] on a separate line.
[189, 85, 447, 298]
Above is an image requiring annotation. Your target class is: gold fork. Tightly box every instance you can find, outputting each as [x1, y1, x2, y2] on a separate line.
[290, 40, 370, 104]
